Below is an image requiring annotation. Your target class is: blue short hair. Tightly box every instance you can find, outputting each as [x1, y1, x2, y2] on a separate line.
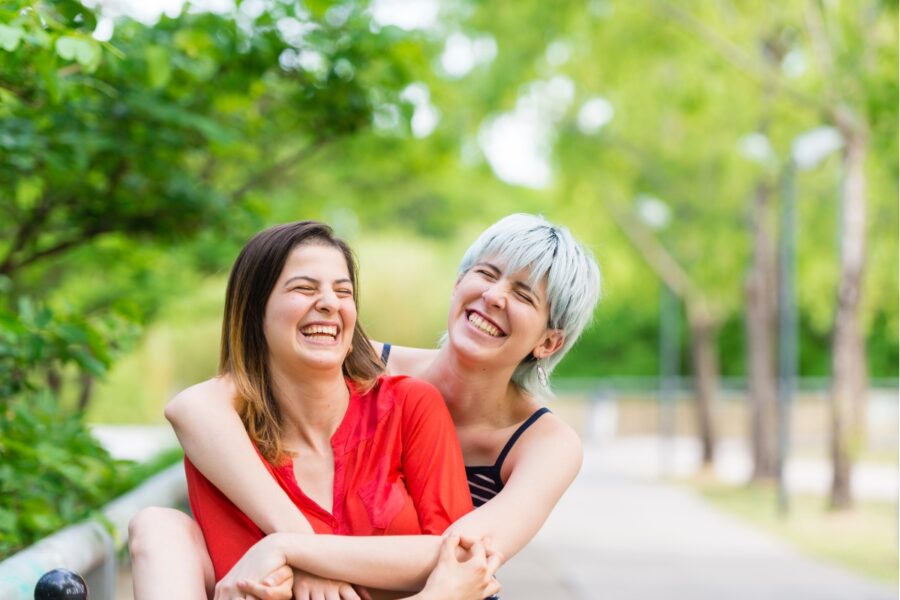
[456, 214, 602, 397]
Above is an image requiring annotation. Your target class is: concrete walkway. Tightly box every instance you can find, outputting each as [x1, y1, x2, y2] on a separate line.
[498, 442, 897, 600]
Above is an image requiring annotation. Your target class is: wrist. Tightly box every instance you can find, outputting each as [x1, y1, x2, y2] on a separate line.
[267, 532, 292, 562]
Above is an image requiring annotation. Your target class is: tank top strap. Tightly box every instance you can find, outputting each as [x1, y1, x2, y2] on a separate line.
[380, 343, 392, 366]
[494, 407, 551, 470]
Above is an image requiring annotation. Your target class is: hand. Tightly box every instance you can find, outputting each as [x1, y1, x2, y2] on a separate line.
[290, 569, 366, 600]
[232, 565, 293, 600]
[214, 535, 290, 600]
[416, 535, 502, 600]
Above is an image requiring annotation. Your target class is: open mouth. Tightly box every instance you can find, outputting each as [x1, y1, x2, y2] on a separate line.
[300, 323, 339, 342]
[466, 310, 506, 338]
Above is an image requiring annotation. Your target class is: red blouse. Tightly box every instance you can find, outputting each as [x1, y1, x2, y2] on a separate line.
[185, 375, 473, 580]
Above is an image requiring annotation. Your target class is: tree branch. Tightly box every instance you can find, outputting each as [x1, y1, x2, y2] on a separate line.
[228, 137, 330, 203]
[0, 226, 110, 276]
[804, 0, 835, 80]
[650, 0, 832, 116]
[607, 203, 715, 318]
[0, 195, 55, 274]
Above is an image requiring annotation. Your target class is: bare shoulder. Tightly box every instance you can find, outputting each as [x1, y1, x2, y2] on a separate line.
[169, 375, 237, 408]
[378, 343, 439, 378]
[504, 410, 583, 478]
[529, 412, 582, 454]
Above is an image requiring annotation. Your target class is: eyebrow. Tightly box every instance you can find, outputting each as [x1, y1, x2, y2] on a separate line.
[474, 262, 501, 274]
[283, 276, 353, 287]
[475, 262, 543, 303]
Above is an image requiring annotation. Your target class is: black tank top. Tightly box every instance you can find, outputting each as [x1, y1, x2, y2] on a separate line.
[380, 343, 550, 507]
[464, 407, 550, 507]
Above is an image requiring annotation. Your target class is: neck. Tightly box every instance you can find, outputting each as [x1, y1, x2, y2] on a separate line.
[269, 363, 350, 453]
[424, 345, 521, 428]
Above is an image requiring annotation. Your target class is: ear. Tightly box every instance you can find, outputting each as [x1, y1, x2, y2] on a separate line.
[532, 329, 564, 360]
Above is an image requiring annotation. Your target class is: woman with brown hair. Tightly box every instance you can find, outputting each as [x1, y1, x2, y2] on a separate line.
[129, 221, 497, 600]
[132, 214, 601, 599]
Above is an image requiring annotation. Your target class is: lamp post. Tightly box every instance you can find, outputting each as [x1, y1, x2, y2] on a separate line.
[776, 127, 843, 515]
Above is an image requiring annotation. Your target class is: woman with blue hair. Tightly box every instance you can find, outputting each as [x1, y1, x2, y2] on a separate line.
[130, 213, 601, 599]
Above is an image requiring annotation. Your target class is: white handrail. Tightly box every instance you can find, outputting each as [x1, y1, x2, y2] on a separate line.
[0, 463, 186, 599]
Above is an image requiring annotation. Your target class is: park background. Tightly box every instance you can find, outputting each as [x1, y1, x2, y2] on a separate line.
[0, 0, 897, 598]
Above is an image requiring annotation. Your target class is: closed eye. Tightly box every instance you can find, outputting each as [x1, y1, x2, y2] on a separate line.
[335, 288, 353, 296]
[515, 291, 535, 305]
[475, 268, 497, 280]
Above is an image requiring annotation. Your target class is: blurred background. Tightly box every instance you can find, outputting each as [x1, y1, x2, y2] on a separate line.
[0, 0, 896, 598]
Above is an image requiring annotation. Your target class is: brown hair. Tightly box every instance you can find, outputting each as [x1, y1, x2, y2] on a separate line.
[219, 221, 383, 464]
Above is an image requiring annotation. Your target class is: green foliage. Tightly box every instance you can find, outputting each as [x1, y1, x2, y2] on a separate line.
[0, 392, 131, 557]
[0, 291, 137, 401]
[0, 389, 183, 557]
[0, 289, 142, 557]
[0, 0, 425, 554]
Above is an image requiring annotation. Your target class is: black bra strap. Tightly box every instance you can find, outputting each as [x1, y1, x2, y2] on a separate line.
[495, 407, 551, 469]
[380, 343, 392, 366]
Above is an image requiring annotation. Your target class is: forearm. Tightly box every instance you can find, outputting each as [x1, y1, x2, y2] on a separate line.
[272, 533, 442, 590]
[166, 386, 313, 535]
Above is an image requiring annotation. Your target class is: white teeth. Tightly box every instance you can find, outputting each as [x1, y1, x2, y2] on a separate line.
[467, 312, 502, 337]
[301, 324, 337, 337]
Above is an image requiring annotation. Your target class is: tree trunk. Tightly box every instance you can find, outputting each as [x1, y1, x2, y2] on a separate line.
[77, 373, 94, 412]
[47, 368, 62, 396]
[745, 179, 779, 481]
[688, 306, 718, 466]
[829, 114, 868, 510]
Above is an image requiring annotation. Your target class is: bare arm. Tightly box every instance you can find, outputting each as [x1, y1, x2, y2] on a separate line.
[445, 415, 584, 560]
[230, 535, 499, 600]
[165, 377, 314, 535]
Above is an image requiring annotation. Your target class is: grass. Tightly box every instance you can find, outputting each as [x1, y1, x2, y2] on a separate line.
[690, 479, 899, 586]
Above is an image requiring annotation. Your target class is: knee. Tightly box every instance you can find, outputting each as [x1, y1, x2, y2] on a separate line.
[129, 507, 199, 559]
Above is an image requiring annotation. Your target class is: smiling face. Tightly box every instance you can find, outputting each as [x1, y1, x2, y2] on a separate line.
[447, 259, 564, 370]
[263, 242, 357, 376]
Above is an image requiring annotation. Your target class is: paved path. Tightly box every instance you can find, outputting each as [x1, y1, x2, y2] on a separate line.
[498, 442, 897, 600]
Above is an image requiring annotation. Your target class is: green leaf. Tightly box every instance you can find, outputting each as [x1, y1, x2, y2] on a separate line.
[145, 45, 171, 89]
[15, 177, 44, 211]
[55, 35, 81, 60]
[0, 25, 24, 52]
[55, 36, 100, 70]
[73, 352, 107, 377]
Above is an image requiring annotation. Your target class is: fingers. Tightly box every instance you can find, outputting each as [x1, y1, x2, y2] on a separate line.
[323, 587, 341, 600]
[440, 534, 461, 557]
[352, 584, 372, 600]
[237, 579, 291, 600]
[236, 580, 268, 597]
[455, 534, 477, 551]
[263, 565, 293, 587]
[485, 577, 502, 597]
[339, 584, 362, 600]
[467, 538, 486, 564]
[482, 538, 503, 577]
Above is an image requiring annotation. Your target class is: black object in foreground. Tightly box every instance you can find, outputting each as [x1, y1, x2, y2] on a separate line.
[34, 569, 88, 599]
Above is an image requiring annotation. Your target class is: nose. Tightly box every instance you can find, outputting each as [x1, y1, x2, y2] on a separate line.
[482, 281, 508, 309]
[315, 288, 339, 313]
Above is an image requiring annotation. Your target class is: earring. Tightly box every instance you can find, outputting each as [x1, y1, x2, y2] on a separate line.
[536, 361, 549, 387]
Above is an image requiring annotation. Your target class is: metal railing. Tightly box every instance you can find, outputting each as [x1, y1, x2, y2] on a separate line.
[0, 463, 186, 599]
